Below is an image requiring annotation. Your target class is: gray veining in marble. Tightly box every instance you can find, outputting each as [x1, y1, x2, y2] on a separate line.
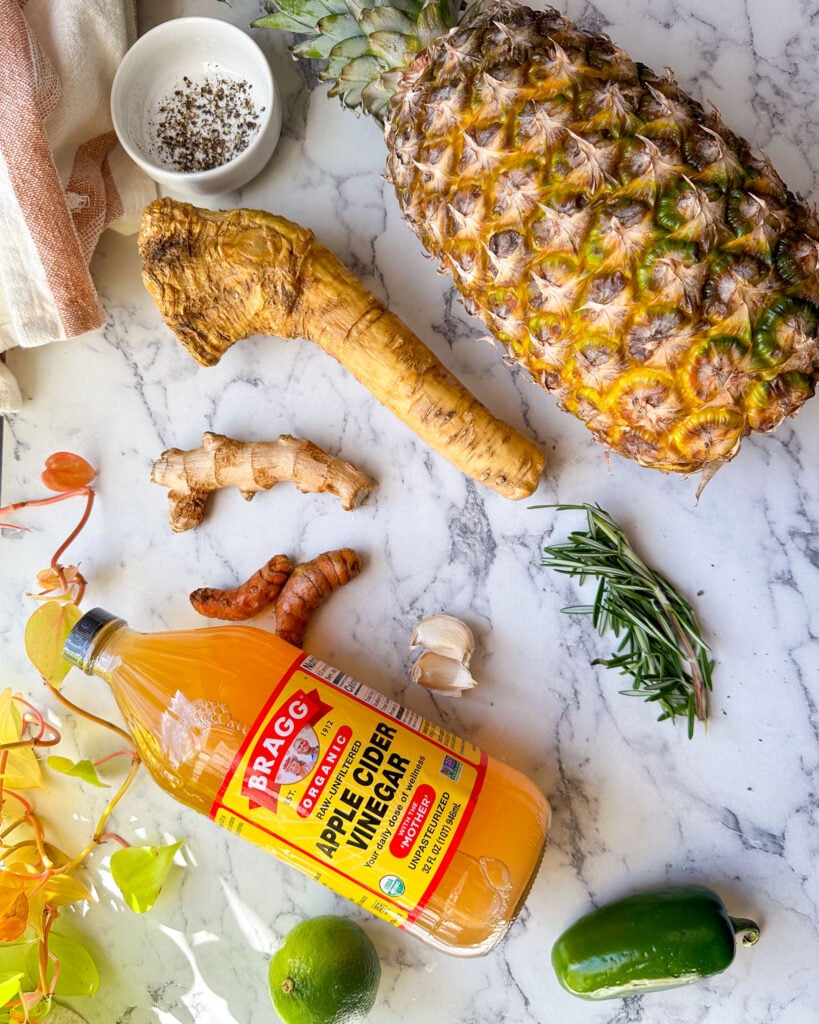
[2, 0, 818, 1021]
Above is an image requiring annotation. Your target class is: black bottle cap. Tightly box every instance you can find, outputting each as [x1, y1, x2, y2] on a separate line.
[63, 608, 123, 673]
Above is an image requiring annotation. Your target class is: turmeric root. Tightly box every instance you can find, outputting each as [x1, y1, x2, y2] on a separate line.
[190, 554, 294, 621]
[274, 548, 362, 647]
[151, 431, 374, 532]
[190, 547, 362, 645]
[139, 198, 546, 501]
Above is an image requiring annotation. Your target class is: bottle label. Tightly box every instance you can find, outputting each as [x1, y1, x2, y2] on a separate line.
[211, 653, 486, 928]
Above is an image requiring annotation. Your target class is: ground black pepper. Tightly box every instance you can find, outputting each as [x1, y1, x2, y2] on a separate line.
[150, 71, 265, 173]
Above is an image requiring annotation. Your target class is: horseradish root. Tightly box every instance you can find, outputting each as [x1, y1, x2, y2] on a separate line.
[190, 548, 363, 645]
[151, 431, 373, 532]
[139, 198, 546, 500]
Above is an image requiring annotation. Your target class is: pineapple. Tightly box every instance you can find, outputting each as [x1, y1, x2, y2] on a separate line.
[255, 0, 819, 474]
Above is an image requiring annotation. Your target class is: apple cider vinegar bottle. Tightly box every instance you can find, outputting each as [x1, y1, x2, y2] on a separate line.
[63, 608, 550, 956]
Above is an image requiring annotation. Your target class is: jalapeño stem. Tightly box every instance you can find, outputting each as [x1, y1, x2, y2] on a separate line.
[729, 917, 761, 946]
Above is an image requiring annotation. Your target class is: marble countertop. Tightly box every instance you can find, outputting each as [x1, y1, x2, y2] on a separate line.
[2, 0, 818, 1022]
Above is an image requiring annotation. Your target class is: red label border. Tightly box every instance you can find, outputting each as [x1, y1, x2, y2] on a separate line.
[210, 654, 489, 925]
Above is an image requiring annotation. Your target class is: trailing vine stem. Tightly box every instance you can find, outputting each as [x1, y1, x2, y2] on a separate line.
[40, 679, 142, 867]
[1, 482, 95, 602]
[0, 452, 160, 1020]
[43, 679, 133, 749]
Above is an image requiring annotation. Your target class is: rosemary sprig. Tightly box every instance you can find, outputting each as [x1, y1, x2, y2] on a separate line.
[538, 503, 713, 737]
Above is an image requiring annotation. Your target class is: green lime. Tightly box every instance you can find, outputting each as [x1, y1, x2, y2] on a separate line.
[268, 915, 381, 1024]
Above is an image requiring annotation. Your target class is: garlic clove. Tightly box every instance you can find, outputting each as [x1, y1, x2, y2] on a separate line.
[411, 651, 477, 697]
[410, 614, 475, 666]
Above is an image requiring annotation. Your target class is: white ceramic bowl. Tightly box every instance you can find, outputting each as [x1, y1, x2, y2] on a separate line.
[111, 17, 282, 196]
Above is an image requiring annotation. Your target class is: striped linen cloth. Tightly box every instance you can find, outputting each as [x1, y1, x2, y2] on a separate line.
[0, 0, 156, 411]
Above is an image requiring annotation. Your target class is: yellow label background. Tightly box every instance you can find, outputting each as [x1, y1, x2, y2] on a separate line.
[211, 655, 486, 927]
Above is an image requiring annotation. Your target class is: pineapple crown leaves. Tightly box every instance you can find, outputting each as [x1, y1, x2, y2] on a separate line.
[254, 0, 459, 119]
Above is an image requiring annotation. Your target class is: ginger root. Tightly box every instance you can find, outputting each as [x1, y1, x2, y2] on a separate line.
[139, 198, 546, 501]
[190, 554, 294, 621]
[190, 548, 362, 647]
[151, 431, 374, 532]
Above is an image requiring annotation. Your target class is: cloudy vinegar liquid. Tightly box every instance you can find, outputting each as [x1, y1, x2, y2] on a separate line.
[65, 611, 550, 956]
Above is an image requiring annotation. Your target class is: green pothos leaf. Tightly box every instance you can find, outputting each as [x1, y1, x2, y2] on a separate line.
[0, 971, 24, 1009]
[45, 1007, 92, 1024]
[47, 756, 110, 788]
[24, 602, 82, 687]
[0, 689, 43, 790]
[0, 940, 34, 1020]
[42, 1007, 91, 1024]
[110, 841, 184, 914]
[24, 932, 99, 998]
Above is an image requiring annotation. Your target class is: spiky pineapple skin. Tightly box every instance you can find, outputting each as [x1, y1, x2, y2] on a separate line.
[384, 1, 819, 472]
